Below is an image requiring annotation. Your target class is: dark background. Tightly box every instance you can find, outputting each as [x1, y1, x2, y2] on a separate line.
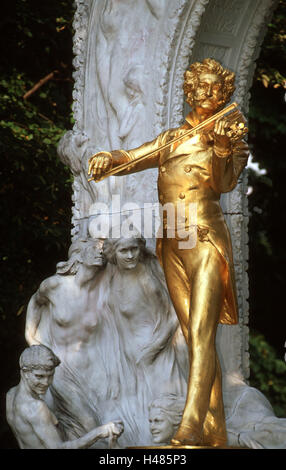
[0, 0, 285, 449]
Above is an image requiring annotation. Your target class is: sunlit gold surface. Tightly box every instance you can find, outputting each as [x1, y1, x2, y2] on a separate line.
[87, 58, 249, 448]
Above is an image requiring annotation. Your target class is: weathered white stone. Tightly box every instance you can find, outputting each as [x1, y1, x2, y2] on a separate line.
[6, 344, 124, 449]
[24, 236, 189, 447]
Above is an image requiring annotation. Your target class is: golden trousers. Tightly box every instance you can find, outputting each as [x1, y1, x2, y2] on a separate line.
[161, 236, 228, 446]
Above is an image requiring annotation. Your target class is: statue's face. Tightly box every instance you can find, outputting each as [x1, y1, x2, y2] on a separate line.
[149, 408, 173, 444]
[82, 240, 104, 267]
[24, 368, 55, 397]
[115, 239, 141, 270]
[189, 72, 224, 115]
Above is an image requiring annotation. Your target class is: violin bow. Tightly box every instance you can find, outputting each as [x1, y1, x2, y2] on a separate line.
[88, 101, 245, 183]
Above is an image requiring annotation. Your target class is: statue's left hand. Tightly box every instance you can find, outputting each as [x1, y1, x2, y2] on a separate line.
[213, 112, 248, 155]
[213, 117, 231, 154]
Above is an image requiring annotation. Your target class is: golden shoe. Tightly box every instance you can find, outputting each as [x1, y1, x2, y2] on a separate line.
[171, 424, 203, 447]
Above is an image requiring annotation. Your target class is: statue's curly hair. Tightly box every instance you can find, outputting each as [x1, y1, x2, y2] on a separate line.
[148, 394, 186, 428]
[20, 345, 61, 372]
[183, 58, 235, 106]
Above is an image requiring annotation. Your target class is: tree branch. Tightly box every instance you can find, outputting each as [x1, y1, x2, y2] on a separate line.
[23, 71, 59, 100]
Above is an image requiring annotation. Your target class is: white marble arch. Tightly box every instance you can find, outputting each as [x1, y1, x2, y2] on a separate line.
[55, 0, 286, 448]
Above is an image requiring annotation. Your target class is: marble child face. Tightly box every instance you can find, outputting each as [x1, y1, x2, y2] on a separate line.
[115, 239, 141, 270]
[149, 408, 174, 444]
[24, 368, 55, 397]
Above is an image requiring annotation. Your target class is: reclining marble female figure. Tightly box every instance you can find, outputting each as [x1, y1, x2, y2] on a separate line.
[225, 378, 286, 449]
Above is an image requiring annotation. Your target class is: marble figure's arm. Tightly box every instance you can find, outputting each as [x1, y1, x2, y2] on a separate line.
[25, 277, 57, 345]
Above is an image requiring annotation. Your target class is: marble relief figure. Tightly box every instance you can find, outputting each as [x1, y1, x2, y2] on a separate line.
[20, 233, 188, 448]
[6, 345, 124, 449]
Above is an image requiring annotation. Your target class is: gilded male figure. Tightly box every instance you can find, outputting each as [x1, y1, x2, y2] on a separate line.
[88, 58, 249, 447]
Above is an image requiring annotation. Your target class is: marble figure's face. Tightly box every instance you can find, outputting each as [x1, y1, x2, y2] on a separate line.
[149, 408, 173, 444]
[115, 239, 141, 270]
[191, 72, 224, 115]
[24, 368, 55, 397]
[83, 240, 104, 267]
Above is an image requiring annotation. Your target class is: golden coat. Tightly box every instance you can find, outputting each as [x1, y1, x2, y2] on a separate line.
[115, 116, 249, 325]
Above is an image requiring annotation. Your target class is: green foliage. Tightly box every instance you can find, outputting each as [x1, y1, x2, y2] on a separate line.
[0, 0, 74, 323]
[249, 332, 286, 417]
[247, 0, 286, 362]
[247, 4, 286, 413]
[255, 0, 286, 89]
[247, 1, 286, 419]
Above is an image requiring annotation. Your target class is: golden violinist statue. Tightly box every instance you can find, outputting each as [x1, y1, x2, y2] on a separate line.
[88, 58, 249, 447]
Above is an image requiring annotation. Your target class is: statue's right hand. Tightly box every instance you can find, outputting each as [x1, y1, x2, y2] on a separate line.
[98, 421, 124, 439]
[88, 151, 113, 180]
